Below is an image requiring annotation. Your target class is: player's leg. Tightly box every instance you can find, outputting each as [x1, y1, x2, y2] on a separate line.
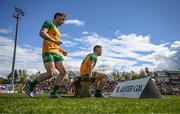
[25, 62, 58, 97]
[94, 72, 108, 97]
[36, 62, 58, 82]
[49, 61, 67, 97]
[33, 53, 58, 87]
[54, 61, 67, 86]
[25, 52, 59, 97]
[29, 62, 58, 90]
[49, 54, 67, 98]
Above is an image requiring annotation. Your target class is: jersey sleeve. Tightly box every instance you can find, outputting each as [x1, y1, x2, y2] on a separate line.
[41, 20, 53, 29]
[89, 54, 97, 62]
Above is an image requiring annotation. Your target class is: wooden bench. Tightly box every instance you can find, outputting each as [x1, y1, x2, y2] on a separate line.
[79, 80, 91, 97]
[74, 77, 92, 98]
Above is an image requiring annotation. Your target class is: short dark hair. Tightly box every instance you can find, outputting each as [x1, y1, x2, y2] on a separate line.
[54, 12, 66, 20]
[93, 45, 102, 52]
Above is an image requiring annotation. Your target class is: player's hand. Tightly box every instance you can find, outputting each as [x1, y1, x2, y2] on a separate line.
[53, 40, 62, 45]
[62, 50, 68, 56]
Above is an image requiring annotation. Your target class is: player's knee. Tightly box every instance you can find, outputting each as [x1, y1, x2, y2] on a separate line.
[97, 73, 108, 80]
[47, 69, 59, 77]
[63, 68, 67, 76]
[53, 69, 60, 76]
[61, 68, 67, 76]
[46, 71, 53, 78]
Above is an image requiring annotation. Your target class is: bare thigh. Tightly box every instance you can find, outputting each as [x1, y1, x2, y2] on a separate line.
[36, 62, 58, 82]
[44, 62, 58, 75]
[55, 61, 67, 75]
[96, 72, 108, 81]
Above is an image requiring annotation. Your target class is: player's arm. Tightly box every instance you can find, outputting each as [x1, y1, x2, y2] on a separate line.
[88, 61, 94, 78]
[39, 27, 62, 45]
[59, 47, 68, 56]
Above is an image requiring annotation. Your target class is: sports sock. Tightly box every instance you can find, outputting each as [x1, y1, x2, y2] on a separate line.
[51, 85, 60, 95]
[30, 79, 38, 90]
[95, 89, 102, 94]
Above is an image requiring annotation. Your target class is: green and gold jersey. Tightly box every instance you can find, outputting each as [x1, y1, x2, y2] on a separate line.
[80, 53, 98, 76]
[41, 20, 61, 54]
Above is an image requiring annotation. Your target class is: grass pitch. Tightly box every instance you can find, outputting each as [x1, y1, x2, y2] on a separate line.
[0, 93, 180, 114]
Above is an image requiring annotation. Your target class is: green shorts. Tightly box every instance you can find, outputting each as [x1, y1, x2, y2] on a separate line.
[42, 52, 64, 63]
[80, 71, 97, 82]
